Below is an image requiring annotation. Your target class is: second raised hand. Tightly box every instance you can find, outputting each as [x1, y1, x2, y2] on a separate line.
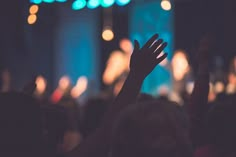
[129, 34, 168, 80]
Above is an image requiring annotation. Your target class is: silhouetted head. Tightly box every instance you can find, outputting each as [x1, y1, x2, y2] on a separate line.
[110, 100, 192, 157]
[82, 97, 109, 137]
[0, 92, 42, 156]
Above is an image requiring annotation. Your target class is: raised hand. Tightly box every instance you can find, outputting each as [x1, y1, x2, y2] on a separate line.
[129, 34, 168, 80]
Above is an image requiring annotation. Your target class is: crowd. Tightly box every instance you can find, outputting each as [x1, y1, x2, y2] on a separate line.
[0, 33, 236, 157]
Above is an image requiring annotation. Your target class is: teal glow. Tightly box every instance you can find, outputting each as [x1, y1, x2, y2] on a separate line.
[87, 0, 100, 9]
[130, 1, 173, 95]
[55, 7, 100, 93]
[101, 0, 115, 8]
[56, 0, 67, 2]
[116, 0, 130, 6]
[72, 0, 87, 10]
[30, 0, 43, 4]
[43, 0, 55, 3]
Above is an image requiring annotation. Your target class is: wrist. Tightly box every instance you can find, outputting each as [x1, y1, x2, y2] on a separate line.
[128, 70, 145, 83]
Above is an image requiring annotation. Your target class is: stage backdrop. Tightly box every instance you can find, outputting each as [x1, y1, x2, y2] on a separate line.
[54, 5, 100, 93]
[129, 0, 174, 95]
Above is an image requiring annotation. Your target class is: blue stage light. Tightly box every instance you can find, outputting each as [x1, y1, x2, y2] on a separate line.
[116, 0, 130, 6]
[56, 0, 67, 2]
[30, 0, 43, 4]
[87, 0, 100, 9]
[43, 0, 55, 3]
[101, 0, 115, 8]
[72, 0, 87, 10]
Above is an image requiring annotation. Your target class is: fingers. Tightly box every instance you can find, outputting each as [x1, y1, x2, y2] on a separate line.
[133, 40, 140, 52]
[149, 39, 163, 53]
[142, 34, 158, 50]
[154, 42, 167, 54]
[156, 53, 168, 64]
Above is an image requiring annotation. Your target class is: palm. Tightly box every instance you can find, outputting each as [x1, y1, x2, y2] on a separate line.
[130, 34, 168, 79]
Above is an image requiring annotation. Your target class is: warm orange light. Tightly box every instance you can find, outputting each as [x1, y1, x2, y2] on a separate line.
[159, 51, 168, 66]
[28, 14, 37, 24]
[119, 38, 133, 54]
[71, 76, 88, 98]
[172, 51, 189, 81]
[29, 5, 39, 14]
[214, 81, 225, 94]
[103, 51, 126, 85]
[102, 28, 114, 41]
[35, 75, 47, 95]
[161, 0, 171, 11]
[59, 76, 71, 91]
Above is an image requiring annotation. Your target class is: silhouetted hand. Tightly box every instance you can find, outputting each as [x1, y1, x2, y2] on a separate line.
[129, 34, 168, 80]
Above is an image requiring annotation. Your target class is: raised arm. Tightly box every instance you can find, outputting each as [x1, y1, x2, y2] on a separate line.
[68, 34, 168, 157]
[188, 36, 211, 147]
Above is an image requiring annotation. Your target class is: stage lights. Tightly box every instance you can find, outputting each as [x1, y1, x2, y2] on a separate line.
[161, 0, 172, 11]
[30, 0, 43, 4]
[30, 0, 131, 9]
[116, 0, 130, 6]
[101, 0, 115, 8]
[56, 0, 67, 2]
[87, 0, 100, 9]
[43, 0, 55, 3]
[102, 27, 114, 41]
[72, 0, 87, 10]
[27, 4, 39, 24]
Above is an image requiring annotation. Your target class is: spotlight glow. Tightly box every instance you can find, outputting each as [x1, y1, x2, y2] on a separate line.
[102, 28, 114, 41]
[29, 5, 39, 14]
[116, 0, 131, 6]
[43, 0, 55, 3]
[72, 0, 87, 10]
[36, 75, 47, 95]
[87, 0, 100, 9]
[71, 76, 88, 98]
[101, 0, 115, 8]
[56, 0, 67, 2]
[161, 0, 171, 11]
[30, 0, 43, 4]
[28, 14, 37, 24]
[59, 76, 71, 90]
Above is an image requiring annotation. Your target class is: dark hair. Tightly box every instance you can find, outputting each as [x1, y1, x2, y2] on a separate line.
[110, 100, 192, 157]
[0, 92, 42, 156]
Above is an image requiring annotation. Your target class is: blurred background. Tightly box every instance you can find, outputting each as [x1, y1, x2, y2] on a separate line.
[0, 0, 235, 97]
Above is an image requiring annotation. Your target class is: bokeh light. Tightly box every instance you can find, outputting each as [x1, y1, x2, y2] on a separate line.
[103, 51, 126, 84]
[56, 0, 67, 2]
[119, 38, 133, 54]
[102, 28, 114, 41]
[43, 0, 55, 3]
[116, 0, 131, 6]
[72, 0, 87, 10]
[214, 81, 225, 94]
[59, 76, 71, 90]
[29, 5, 39, 14]
[30, 0, 43, 4]
[87, 0, 100, 9]
[35, 75, 47, 95]
[101, 0, 115, 8]
[172, 50, 189, 81]
[28, 14, 37, 24]
[71, 76, 88, 98]
[161, 0, 171, 11]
